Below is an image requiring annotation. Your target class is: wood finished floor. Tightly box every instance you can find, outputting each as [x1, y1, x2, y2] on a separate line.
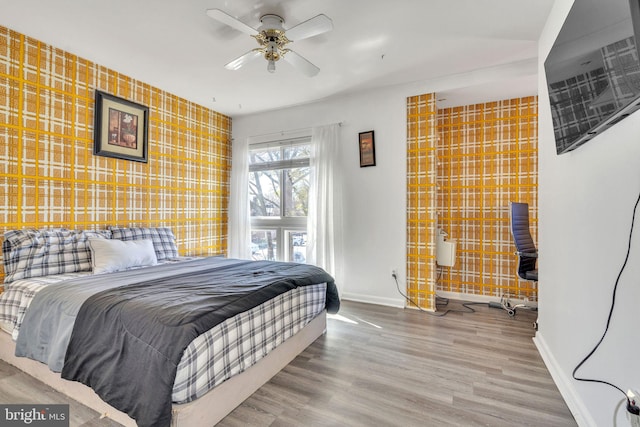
[0, 300, 576, 426]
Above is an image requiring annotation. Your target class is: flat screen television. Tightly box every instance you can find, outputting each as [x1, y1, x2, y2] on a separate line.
[545, 0, 640, 154]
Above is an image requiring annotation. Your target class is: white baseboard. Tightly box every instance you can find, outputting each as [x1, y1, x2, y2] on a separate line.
[436, 291, 497, 304]
[341, 291, 534, 311]
[533, 332, 596, 427]
[436, 290, 538, 308]
[341, 292, 406, 308]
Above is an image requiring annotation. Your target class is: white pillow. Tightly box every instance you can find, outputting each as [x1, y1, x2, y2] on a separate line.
[88, 238, 158, 274]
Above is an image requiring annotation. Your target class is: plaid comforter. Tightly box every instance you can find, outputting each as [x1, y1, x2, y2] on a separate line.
[0, 272, 90, 340]
[173, 281, 326, 403]
[0, 268, 326, 404]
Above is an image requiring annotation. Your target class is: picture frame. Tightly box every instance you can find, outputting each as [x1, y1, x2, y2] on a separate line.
[358, 130, 376, 167]
[93, 90, 149, 163]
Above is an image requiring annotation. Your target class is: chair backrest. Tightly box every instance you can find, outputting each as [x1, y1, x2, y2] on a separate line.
[509, 202, 537, 280]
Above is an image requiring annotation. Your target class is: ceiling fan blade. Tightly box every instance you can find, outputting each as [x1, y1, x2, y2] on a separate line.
[225, 50, 262, 70]
[285, 14, 333, 41]
[283, 50, 320, 77]
[206, 9, 258, 36]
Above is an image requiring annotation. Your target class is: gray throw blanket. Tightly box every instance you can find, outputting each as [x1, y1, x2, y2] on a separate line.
[56, 257, 339, 427]
[15, 259, 229, 371]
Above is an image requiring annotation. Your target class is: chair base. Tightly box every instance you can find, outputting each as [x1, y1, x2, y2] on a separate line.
[489, 296, 538, 318]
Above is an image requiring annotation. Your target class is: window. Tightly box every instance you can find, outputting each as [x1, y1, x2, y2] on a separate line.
[249, 137, 310, 263]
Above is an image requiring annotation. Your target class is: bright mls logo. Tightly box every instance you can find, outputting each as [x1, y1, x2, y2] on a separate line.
[0, 405, 68, 426]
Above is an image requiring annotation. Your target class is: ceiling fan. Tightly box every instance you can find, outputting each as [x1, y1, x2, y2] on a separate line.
[206, 8, 333, 77]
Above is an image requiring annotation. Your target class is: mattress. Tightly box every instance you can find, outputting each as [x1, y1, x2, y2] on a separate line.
[0, 266, 327, 403]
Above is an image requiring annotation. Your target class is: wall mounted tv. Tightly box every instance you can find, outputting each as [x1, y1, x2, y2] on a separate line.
[545, 0, 640, 154]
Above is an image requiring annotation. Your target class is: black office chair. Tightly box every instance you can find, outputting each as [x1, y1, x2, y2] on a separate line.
[491, 202, 538, 318]
[510, 202, 538, 283]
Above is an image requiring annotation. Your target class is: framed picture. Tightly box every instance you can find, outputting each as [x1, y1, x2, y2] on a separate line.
[358, 130, 376, 167]
[93, 90, 149, 163]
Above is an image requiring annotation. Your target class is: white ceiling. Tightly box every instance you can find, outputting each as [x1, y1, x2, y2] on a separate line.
[0, 0, 555, 117]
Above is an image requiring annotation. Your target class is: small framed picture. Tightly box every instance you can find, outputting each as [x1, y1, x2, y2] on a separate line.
[93, 90, 149, 163]
[358, 130, 376, 167]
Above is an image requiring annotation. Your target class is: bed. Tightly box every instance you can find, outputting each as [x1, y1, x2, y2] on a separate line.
[0, 228, 340, 427]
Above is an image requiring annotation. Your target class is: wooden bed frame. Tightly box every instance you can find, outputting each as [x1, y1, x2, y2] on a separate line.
[0, 311, 326, 426]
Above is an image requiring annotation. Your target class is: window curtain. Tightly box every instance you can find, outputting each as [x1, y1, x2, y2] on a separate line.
[307, 124, 344, 294]
[228, 137, 251, 259]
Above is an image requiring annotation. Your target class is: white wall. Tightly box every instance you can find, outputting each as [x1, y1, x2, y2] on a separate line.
[233, 85, 410, 307]
[536, 1, 640, 426]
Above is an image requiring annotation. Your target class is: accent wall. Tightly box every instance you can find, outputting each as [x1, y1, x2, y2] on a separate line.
[436, 97, 538, 301]
[406, 95, 538, 310]
[406, 93, 438, 310]
[0, 26, 232, 281]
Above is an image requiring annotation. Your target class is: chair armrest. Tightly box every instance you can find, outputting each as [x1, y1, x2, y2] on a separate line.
[516, 251, 538, 258]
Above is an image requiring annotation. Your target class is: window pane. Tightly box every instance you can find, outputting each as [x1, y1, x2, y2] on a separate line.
[249, 170, 281, 216]
[251, 229, 277, 261]
[288, 231, 307, 263]
[283, 167, 309, 217]
[250, 147, 281, 164]
[283, 144, 310, 160]
[249, 141, 310, 263]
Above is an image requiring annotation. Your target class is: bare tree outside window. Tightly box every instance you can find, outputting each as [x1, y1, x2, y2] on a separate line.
[249, 141, 310, 262]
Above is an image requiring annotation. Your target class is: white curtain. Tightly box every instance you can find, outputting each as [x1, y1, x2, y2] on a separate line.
[307, 124, 344, 294]
[227, 137, 251, 259]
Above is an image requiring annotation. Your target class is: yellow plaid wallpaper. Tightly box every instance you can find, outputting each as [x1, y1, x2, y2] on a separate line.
[407, 95, 538, 309]
[406, 94, 438, 310]
[0, 26, 232, 280]
[436, 97, 538, 301]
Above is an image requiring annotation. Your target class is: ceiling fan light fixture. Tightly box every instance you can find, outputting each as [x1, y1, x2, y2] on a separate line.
[208, 9, 332, 76]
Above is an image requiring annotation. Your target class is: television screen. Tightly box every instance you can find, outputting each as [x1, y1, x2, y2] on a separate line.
[545, 0, 640, 154]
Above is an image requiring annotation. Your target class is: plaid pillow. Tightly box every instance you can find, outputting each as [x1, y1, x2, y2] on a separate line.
[2, 229, 112, 283]
[110, 227, 179, 261]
